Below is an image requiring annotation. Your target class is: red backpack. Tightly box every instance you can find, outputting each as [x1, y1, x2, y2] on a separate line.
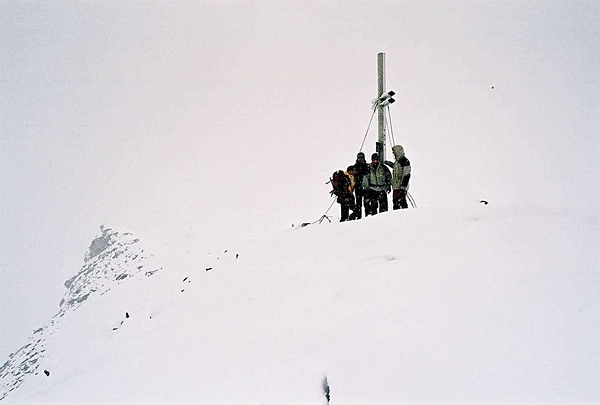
[330, 170, 350, 197]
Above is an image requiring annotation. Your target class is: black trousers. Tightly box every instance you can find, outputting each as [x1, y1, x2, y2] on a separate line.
[353, 188, 366, 219]
[338, 195, 356, 222]
[364, 190, 388, 216]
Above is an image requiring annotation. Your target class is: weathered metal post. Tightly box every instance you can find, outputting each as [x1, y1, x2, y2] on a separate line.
[376, 52, 386, 162]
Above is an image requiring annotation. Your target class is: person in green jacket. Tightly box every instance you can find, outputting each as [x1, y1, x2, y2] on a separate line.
[384, 145, 411, 209]
[362, 153, 392, 216]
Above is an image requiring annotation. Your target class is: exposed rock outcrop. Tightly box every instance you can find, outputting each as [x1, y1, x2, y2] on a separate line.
[0, 226, 158, 402]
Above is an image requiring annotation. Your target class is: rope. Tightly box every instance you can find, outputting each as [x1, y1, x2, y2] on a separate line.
[407, 191, 417, 208]
[323, 197, 336, 215]
[386, 105, 396, 146]
[359, 107, 377, 152]
[312, 197, 336, 225]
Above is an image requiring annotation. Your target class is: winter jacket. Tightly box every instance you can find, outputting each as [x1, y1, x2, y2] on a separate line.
[345, 171, 356, 194]
[384, 145, 411, 191]
[362, 162, 392, 193]
[353, 161, 370, 191]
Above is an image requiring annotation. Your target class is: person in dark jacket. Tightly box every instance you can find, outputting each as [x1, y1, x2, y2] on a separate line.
[352, 152, 370, 220]
[330, 170, 355, 222]
[362, 153, 392, 216]
[384, 145, 412, 209]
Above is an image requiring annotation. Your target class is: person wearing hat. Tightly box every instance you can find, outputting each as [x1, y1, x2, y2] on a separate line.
[352, 152, 370, 219]
[384, 145, 412, 209]
[362, 152, 392, 216]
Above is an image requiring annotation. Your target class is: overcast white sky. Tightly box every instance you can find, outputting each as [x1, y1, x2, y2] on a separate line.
[1, 1, 599, 360]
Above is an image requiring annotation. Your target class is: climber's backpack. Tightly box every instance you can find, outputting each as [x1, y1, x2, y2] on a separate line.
[331, 170, 350, 198]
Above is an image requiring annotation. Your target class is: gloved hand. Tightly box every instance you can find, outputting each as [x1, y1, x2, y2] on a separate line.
[386, 186, 391, 194]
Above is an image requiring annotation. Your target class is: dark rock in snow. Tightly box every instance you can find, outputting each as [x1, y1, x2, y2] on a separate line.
[322, 375, 330, 403]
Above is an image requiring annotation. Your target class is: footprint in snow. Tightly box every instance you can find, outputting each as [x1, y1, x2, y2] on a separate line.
[361, 254, 396, 263]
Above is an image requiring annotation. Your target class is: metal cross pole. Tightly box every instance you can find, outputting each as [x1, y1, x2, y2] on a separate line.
[376, 52, 387, 162]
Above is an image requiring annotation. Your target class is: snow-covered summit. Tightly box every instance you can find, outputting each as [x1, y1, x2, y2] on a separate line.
[2, 204, 600, 403]
[0, 226, 158, 402]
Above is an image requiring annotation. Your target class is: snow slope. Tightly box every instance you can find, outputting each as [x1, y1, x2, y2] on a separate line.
[2, 203, 599, 404]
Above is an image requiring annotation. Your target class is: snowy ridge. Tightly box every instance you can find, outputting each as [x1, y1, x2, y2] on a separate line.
[0, 226, 158, 402]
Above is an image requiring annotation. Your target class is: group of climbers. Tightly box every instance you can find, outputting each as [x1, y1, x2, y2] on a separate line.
[330, 145, 411, 222]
